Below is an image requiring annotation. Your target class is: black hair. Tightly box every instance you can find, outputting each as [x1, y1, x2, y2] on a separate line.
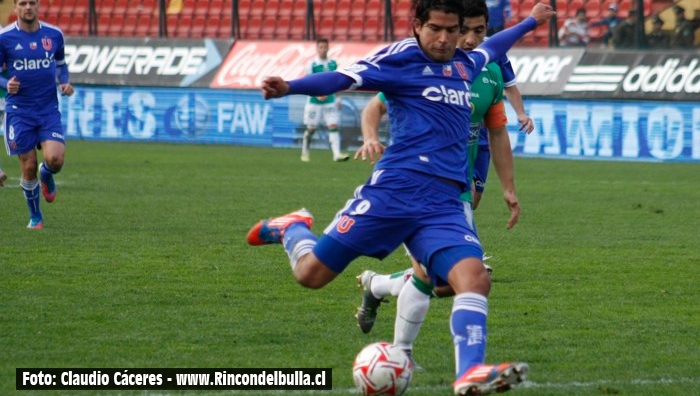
[316, 37, 329, 45]
[462, 0, 489, 25]
[411, 0, 468, 27]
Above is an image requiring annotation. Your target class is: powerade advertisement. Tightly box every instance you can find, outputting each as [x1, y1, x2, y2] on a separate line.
[59, 86, 700, 162]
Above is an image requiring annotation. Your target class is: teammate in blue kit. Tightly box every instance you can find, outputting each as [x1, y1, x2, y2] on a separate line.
[0, 0, 74, 229]
[247, 0, 554, 394]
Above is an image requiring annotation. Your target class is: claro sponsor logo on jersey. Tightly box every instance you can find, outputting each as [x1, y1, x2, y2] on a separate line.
[622, 58, 700, 94]
[14, 54, 54, 70]
[422, 82, 471, 107]
[65, 45, 208, 75]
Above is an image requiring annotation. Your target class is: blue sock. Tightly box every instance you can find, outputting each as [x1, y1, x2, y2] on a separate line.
[282, 223, 318, 269]
[40, 161, 58, 184]
[21, 179, 42, 220]
[451, 293, 488, 378]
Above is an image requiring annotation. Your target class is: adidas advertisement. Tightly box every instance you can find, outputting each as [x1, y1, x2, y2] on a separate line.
[563, 51, 700, 100]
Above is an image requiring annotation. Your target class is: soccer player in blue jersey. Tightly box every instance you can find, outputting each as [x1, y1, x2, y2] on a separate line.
[0, 0, 74, 229]
[247, 1, 554, 394]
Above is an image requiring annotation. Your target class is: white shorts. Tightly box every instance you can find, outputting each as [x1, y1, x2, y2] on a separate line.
[303, 102, 339, 128]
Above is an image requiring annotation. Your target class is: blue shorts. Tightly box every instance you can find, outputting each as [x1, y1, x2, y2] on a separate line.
[313, 169, 483, 285]
[473, 144, 490, 194]
[4, 110, 65, 156]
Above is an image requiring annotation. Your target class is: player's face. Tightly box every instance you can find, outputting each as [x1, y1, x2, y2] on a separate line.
[414, 10, 461, 62]
[458, 16, 487, 51]
[15, 0, 39, 23]
[316, 42, 329, 59]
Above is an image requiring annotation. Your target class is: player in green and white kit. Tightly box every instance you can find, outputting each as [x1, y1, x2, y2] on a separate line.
[301, 38, 349, 162]
[354, 4, 521, 364]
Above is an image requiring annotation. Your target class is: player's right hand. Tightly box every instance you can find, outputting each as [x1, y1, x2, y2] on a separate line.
[529, 3, 556, 26]
[261, 76, 290, 99]
[6, 75, 19, 94]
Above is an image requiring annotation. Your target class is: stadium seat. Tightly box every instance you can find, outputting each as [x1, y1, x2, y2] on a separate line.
[73, 0, 88, 17]
[121, 14, 137, 36]
[107, 14, 125, 36]
[289, 16, 306, 40]
[350, 0, 366, 19]
[263, 0, 279, 17]
[250, 0, 265, 17]
[555, 0, 568, 19]
[348, 18, 364, 41]
[317, 17, 334, 39]
[336, 0, 351, 17]
[280, 0, 294, 14]
[99, 0, 115, 15]
[238, 0, 251, 14]
[292, 0, 307, 18]
[220, 15, 233, 37]
[191, 15, 207, 38]
[203, 16, 220, 37]
[275, 16, 292, 39]
[321, 0, 336, 18]
[332, 17, 349, 41]
[366, 0, 382, 16]
[244, 16, 263, 39]
[65, 12, 86, 35]
[568, 0, 584, 17]
[97, 14, 111, 36]
[134, 14, 152, 36]
[181, 0, 196, 16]
[364, 17, 381, 41]
[393, 17, 410, 40]
[585, 0, 601, 18]
[260, 16, 277, 39]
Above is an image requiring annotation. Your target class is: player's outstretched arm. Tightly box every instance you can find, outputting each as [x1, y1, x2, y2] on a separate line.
[503, 85, 533, 133]
[261, 72, 355, 100]
[356, 95, 386, 164]
[488, 124, 520, 230]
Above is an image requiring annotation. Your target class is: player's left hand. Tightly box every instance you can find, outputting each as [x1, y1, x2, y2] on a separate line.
[59, 83, 74, 96]
[354, 139, 385, 165]
[518, 113, 534, 134]
[503, 190, 520, 230]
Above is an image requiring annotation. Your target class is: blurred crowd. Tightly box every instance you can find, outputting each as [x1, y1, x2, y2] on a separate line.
[556, 4, 699, 49]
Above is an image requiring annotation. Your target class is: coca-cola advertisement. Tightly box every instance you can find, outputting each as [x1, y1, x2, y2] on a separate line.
[211, 41, 387, 89]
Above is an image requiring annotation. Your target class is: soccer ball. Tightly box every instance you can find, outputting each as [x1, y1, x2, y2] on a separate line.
[352, 342, 413, 396]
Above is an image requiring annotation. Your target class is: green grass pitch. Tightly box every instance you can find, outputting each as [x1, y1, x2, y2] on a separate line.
[1, 141, 699, 395]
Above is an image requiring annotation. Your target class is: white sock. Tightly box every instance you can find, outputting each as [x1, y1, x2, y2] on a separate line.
[370, 269, 412, 298]
[302, 130, 312, 156]
[328, 131, 342, 158]
[393, 279, 431, 352]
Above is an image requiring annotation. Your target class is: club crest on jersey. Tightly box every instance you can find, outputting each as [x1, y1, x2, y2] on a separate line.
[29, 42, 37, 50]
[454, 62, 469, 79]
[442, 64, 452, 76]
[42, 38, 53, 50]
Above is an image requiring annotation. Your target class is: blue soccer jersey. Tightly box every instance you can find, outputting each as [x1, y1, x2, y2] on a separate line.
[339, 38, 489, 187]
[0, 21, 67, 112]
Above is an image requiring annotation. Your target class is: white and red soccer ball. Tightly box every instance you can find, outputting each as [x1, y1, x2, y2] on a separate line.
[352, 342, 414, 396]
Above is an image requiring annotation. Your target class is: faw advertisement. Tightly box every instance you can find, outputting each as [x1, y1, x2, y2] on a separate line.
[58, 86, 700, 162]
